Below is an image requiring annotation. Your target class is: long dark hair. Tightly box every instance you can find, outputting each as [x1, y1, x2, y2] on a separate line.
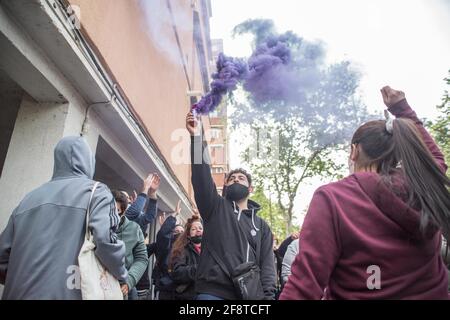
[351, 119, 450, 240]
[168, 216, 202, 270]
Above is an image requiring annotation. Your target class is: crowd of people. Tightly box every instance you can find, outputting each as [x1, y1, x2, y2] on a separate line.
[0, 86, 449, 300]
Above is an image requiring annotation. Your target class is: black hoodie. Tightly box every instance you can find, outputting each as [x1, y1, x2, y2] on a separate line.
[191, 136, 276, 300]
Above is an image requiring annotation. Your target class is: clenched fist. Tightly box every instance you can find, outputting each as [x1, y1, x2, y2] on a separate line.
[380, 86, 406, 108]
[186, 112, 200, 136]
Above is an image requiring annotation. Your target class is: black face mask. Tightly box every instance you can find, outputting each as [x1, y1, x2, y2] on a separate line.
[190, 236, 202, 244]
[224, 183, 250, 202]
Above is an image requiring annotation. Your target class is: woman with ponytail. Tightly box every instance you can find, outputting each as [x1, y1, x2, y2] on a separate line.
[280, 86, 450, 300]
[168, 215, 203, 300]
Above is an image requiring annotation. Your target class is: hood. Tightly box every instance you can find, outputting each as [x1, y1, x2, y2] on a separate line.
[231, 199, 261, 217]
[231, 199, 263, 234]
[230, 199, 261, 215]
[117, 216, 130, 232]
[246, 199, 261, 215]
[354, 172, 438, 240]
[52, 136, 95, 180]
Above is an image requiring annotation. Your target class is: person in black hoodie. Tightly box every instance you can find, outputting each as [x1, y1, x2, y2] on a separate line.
[168, 215, 203, 300]
[153, 209, 184, 300]
[274, 231, 300, 296]
[186, 112, 276, 300]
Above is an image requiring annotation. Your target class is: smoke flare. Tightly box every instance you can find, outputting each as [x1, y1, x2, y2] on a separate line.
[192, 53, 247, 115]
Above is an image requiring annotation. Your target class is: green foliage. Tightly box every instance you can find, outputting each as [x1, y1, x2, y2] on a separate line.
[232, 19, 374, 235]
[243, 119, 348, 234]
[427, 70, 450, 169]
[250, 186, 288, 240]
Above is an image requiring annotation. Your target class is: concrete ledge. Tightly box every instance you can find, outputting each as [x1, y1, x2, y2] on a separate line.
[0, 4, 66, 102]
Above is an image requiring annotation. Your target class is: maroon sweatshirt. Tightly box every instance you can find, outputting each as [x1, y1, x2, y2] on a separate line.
[280, 99, 449, 300]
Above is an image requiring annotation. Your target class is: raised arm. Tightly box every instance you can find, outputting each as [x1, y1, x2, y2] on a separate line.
[140, 174, 159, 226]
[125, 193, 147, 221]
[127, 174, 160, 231]
[187, 112, 220, 222]
[382, 86, 447, 173]
[155, 215, 177, 271]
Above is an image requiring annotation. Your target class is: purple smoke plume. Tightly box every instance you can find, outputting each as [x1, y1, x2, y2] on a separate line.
[192, 53, 247, 115]
[193, 20, 325, 115]
[242, 33, 325, 111]
[244, 38, 295, 104]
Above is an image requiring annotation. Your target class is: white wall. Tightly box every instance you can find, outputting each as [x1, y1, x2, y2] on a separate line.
[0, 96, 68, 230]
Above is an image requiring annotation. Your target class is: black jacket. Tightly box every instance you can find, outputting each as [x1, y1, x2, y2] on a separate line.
[170, 242, 201, 300]
[191, 136, 276, 300]
[274, 235, 295, 294]
[152, 216, 177, 292]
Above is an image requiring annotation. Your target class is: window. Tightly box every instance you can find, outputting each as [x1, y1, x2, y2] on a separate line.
[193, 11, 210, 93]
[209, 110, 219, 118]
[212, 167, 224, 174]
[210, 144, 224, 163]
[210, 128, 221, 140]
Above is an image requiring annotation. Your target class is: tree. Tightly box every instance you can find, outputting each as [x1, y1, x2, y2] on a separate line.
[250, 186, 288, 241]
[232, 20, 375, 234]
[427, 70, 450, 171]
[242, 112, 350, 233]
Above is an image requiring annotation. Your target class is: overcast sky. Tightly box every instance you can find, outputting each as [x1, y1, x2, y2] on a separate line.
[209, 0, 450, 225]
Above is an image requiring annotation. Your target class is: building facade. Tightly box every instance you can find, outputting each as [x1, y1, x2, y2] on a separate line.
[209, 39, 230, 195]
[0, 0, 221, 294]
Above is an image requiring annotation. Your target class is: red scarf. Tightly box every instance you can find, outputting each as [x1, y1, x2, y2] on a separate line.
[193, 244, 201, 255]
